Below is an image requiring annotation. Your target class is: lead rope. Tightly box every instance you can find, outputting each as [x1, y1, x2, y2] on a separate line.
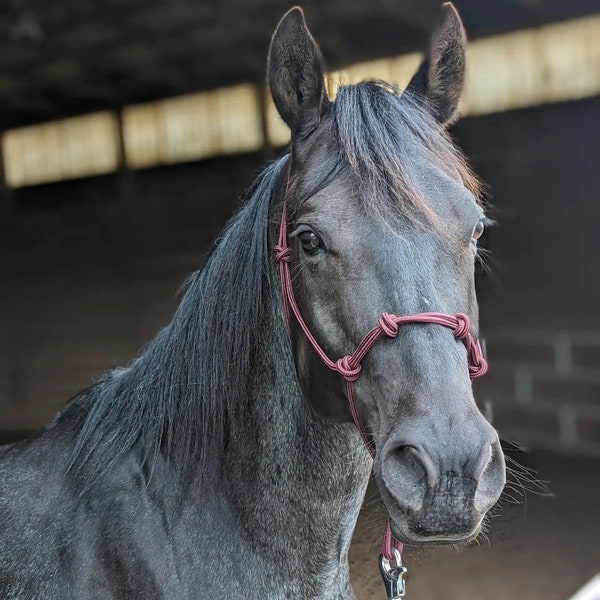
[273, 201, 488, 599]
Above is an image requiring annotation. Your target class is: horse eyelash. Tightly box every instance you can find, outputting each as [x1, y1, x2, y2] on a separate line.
[475, 245, 493, 273]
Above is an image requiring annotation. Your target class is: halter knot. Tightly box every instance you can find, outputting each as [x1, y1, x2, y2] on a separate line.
[467, 339, 489, 378]
[453, 313, 471, 339]
[336, 355, 361, 382]
[273, 245, 290, 263]
[378, 312, 399, 338]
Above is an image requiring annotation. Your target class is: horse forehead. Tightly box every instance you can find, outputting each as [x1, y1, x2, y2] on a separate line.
[295, 137, 481, 236]
[301, 176, 475, 238]
[419, 163, 479, 212]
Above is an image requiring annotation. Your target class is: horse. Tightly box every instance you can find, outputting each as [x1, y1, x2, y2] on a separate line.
[0, 4, 506, 599]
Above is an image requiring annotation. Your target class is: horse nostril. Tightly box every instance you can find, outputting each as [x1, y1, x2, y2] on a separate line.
[472, 442, 494, 481]
[474, 437, 506, 511]
[381, 442, 438, 512]
[405, 445, 439, 488]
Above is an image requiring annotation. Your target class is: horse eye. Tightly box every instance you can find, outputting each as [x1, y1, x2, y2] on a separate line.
[298, 230, 322, 253]
[472, 220, 485, 242]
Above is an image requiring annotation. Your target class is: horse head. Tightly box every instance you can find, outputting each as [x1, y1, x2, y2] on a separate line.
[267, 4, 505, 546]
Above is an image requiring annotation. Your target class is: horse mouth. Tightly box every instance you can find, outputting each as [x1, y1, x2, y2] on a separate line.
[388, 519, 483, 547]
[379, 481, 487, 547]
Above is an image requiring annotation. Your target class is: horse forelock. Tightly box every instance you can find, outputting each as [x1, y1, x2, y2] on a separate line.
[332, 82, 483, 228]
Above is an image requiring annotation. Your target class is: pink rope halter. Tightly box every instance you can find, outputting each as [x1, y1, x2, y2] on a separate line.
[273, 201, 488, 562]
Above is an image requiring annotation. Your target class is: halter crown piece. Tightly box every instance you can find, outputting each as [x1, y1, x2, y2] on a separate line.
[273, 200, 488, 600]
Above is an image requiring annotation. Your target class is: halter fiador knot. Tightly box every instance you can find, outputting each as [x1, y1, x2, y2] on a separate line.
[273, 199, 488, 593]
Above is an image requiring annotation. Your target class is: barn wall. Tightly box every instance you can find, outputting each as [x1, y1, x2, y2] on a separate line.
[1, 97, 599, 455]
[456, 97, 600, 456]
[0, 155, 261, 432]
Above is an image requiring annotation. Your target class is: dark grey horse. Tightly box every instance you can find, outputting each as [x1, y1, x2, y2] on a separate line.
[0, 4, 505, 598]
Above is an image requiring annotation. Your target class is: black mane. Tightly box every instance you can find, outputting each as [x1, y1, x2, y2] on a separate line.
[70, 156, 290, 479]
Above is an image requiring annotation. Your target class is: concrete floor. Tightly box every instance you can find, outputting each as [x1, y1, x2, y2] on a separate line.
[350, 451, 600, 600]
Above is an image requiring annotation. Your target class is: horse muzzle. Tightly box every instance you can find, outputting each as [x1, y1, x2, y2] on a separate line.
[376, 427, 506, 544]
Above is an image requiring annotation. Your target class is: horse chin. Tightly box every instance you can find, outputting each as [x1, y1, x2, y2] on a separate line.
[380, 488, 485, 548]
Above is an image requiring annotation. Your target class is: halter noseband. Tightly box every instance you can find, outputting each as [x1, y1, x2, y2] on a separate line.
[273, 199, 488, 596]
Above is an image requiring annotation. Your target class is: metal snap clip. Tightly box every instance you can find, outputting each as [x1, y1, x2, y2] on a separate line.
[379, 548, 407, 599]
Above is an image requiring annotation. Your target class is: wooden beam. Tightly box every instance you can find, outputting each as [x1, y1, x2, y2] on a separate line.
[3, 14, 600, 187]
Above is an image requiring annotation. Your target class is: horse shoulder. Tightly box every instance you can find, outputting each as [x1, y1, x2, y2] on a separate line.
[0, 431, 182, 598]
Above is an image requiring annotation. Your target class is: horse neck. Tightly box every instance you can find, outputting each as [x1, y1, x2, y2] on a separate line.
[218, 296, 372, 569]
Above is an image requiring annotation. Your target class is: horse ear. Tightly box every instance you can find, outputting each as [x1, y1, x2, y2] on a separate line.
[267, 7, 329, 136]
[407, 2, 467, 126]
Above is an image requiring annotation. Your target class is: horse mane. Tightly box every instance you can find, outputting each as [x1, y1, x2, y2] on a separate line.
[333, 81, 483, 226]
[69, 156, 290, 481]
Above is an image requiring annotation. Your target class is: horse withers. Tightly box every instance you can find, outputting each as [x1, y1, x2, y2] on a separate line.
[0, 4, 505, 599]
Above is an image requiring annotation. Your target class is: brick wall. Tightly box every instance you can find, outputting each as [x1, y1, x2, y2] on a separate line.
[1, 98, 599, 456]
[455, 97, 600, 456]
[0, 154, 262, 431]
[476, 331, 600, 456]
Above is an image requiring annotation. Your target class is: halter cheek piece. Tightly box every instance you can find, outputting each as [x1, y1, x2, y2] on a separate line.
[273, 201, 488, 599]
